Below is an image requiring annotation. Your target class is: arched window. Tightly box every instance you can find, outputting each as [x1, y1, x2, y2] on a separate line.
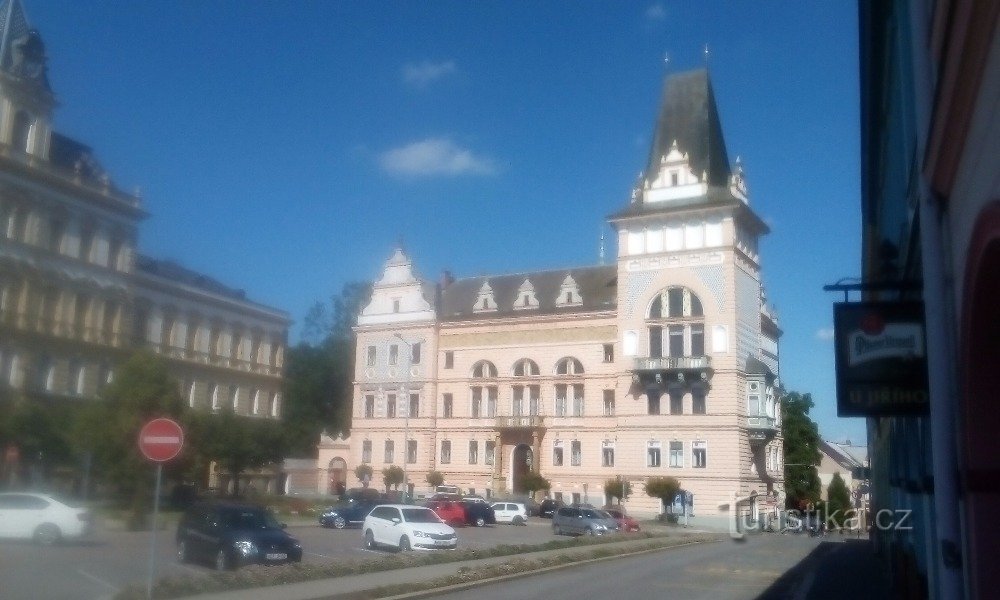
[252, 388, 261, 415]
[554, 357, 584, 375]
[512, 358, 539, 377]
[11, 110, 32, 152]
[511, 359, 541, 416]
[553, 357, 584, 417]
[69, 360, 85, 396]
[645, 286, 706, 359]
[471, 360, 497, 379]
[210, 384, 221, 410]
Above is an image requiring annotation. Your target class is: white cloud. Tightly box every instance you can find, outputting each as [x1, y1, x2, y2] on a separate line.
[379, 138, 497, 177]
[645, 3, 667, 20]
[816, 328, 835, 341]
[401, 60, 456, 87]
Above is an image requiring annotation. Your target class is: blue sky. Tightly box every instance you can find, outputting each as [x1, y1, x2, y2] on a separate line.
[27, 1, 864, 443]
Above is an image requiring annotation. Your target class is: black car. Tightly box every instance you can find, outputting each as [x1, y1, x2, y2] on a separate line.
[319, 499, 377, 529]
[461, 498, 497, 527]
[176, 502, 303, 570]
[539, 499, 563, 518]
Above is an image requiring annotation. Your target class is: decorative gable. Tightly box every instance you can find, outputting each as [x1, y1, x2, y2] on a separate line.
[473, 280, 497, 312]
[357, 248, 435, 326]
[729, 156, 749, 204]
[555, 274, 583, 307]
[513, 279, 539, 310]
[643, 140, 709, 204]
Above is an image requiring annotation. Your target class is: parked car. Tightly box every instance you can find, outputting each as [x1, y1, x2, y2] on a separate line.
[551, 506, 620, 536]
[461, 499, 497, 527]
[603, 508, 641, 532]
[362, 504, 457, 551]
[491, 502, 528, 525]
[176, 501, 303, 570]
[319, 499, 377, 529]
[539, 499, 563, 518]
[0, 492, 91, 545]
[425, 499, 466, 526]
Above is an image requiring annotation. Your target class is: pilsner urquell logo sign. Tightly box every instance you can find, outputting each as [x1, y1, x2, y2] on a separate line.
[833, 302, 929, 417]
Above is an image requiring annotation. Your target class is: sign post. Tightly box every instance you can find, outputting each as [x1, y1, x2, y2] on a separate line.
[138, 418, 184, 600]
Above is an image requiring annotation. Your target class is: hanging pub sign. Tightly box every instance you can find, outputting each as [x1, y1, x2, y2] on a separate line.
[833, 301, 930, 416]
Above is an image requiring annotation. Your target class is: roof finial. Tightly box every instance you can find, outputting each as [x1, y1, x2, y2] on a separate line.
[396, 234, 405, 251]
[703, 43, 710, 68]
[663, 52, 670, 71]
[599, 229, 606, 265]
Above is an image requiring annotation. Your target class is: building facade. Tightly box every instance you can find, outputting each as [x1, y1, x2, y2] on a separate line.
[0, 0, 289, 491]
[859, 0, 1000, 597]
[335, 69, 783, 525]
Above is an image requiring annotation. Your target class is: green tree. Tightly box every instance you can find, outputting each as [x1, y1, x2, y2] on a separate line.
[826, 472, 852, 527]
[520, 471, 551, 500]
[382, 465, 404, 492]
[186, 407, 286, 498]
[354, 464, 373, 488]
[426, 470, 444, 488]
[75, 352, 185, 528]
[604, 477, 632, 506]
[781, 391, 822, 509]
[645, 476, 681, 513]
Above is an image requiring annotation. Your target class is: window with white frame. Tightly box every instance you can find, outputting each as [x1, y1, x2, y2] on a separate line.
[367, 346, 376, 366]
[512, 358, 539, 376]
[229, 385, 240, 412]
[486, 386, 497, 417]
[471, 387, 482, 418]
[512, 385, 524, 416]
[646, 287, 706, 359]
[384, 440, 394, 463]
[647, 441, 662, 467]
[408, 393, 419, 418]
[472, 360, 498, 378]
[552, 440, 564, 466]
[555, 357, 584, 375]
[387, 393, 397, 418]
[572, 384, 584, 416]
[747, 380, 763, 416]
[364, 394, 375, 418]
[669, 441, 684, 467]
[528, 385, 540, 415]
[469, 441, 478, 464]
[440, 440, 451, 464]
[485, 441, 495, 466]
[603, 390, 615, 416]
[692, 441, 707, 468]
[601, 440, 615, 467]
[571, 441, 582, 466]
[361, 440, 372, 463]
[407, 440, 417, 464]
[555, 385, 567, 416]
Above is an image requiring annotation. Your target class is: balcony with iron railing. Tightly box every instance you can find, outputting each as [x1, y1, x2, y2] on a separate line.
[747, 413, 779, 445]
[633, 355, 712, 371]
[495, 415, 545, 429]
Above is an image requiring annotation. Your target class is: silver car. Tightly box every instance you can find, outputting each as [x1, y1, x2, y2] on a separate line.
[551, 506, 620, 536]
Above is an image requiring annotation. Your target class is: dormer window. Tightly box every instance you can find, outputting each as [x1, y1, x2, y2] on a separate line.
[473, 281, 497, 312]
[514, 279, 538, 310]
[670, 172, 678, 186]
[556, 274, 582, 307]
[392, 299, 400, 313]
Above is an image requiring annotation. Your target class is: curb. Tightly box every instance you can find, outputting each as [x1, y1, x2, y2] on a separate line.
[353, 538, 717, 600]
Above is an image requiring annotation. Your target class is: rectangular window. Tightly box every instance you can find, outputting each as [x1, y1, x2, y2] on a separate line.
[603, 390, 615, 416]
[647, 389, 660, 415]
[407, 440, 417, 464]
[690, 325, 705, 356]
[364, 394, 375, 418]
[443, 393, 453, 418]
[367, 346, 376, 367]
[389, 344, 399, 365]
[668, 288, 684, 317]
[392, 299, 400, 313]
[692, 390, 706, 414]
[487, 386, 497, 417]
[648, 443, 662, 467]
[469, 441, 478, 464]
[387, 394, 397, 418]
[649, 326, 662, 358]
[669, 441, 683, 467]
[409, 393, 419, 418]
[670, 391, 683, 415]
[362, 440, 372, 464]
[485, 441, 495, 466]
[692, 442, 707, 468]
[571, 441, 582, 466]
[471, 387, 482, 418]
[748, 394, 760, 416]
[384, 440, 394, 463]
[603, 343, 614, 362]
[529, 385, 540, 415]
[553, 444, 564, 466]
[554, 492, 564, 502]
[572, 493, 581, 505]
[555, 384, 567, 417]
[440, 440, 451, 464]
[411, 343, 421, 365]
[668, 325, 684, 357]
[512, 385, 524, 416]
[444, 351, 454, 369]
[572, 384, 584, 416]
[602, 443, 615, 467]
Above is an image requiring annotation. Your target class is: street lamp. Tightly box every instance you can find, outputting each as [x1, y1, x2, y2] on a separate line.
[392, 333, 423, 502]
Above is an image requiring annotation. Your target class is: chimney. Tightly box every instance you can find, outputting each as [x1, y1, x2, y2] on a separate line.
[440, 270, 454, 288]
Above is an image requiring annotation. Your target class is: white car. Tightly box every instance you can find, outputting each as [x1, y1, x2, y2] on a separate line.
[0, 492, 91, 544]
[362, 504, 457, 551]
[490, 502, 528, 525]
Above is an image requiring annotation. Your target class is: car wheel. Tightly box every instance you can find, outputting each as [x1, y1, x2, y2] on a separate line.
[34, 523, 61, 546]
[333, 517, 347, 529]
[475, 517, 486, 527]
[177, 541, 189, 563]
[215, 549, 231, 571]
[512, 516, 525, 526]
[364, 529, 376, 550]
[585, 528, 596, 536]
[398, 535, 411, 552]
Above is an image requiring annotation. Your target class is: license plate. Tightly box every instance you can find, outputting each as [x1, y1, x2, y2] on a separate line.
[265, 553, 288, 560]
[435, 540, 451, 546]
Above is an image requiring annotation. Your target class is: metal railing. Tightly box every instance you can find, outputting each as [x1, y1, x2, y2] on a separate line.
[633, 355, 712, 371]
[495, 415, 545, 429]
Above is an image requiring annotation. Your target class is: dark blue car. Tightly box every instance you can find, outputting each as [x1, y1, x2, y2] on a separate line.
[176, 501, 302, 570]
[319, 499, 377, 529]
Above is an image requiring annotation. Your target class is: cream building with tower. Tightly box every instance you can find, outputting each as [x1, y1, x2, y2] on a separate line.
[322, 69, 784, 525]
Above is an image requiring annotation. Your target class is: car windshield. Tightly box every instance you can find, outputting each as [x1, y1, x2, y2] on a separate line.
[597, 510, 614, 519]
[223, 508, 281, 530]
[402, 508, 443, 523]
[581, 509, 602, 519]
[605, 510, 622, 518]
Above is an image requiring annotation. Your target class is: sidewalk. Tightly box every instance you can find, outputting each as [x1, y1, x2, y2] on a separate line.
[179, 532, 717, 600]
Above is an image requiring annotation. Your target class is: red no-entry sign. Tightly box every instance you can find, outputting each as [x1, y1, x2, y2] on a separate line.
[138, 418, 184, 462]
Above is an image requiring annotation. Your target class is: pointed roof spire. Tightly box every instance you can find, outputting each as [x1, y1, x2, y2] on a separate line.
[646, 69, 731, 188]
[0, 0, 29, 70]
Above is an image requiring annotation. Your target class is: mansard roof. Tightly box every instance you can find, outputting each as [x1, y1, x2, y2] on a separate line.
[647, 69, 731, 187]
[439, 265, 616, 320]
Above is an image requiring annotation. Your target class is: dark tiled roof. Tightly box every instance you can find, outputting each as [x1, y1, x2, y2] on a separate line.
[745, 355, 775, 378]
[646, 69, 731, 186]
[608, 186, 739, 221]
[439, 265, 616, 320]
[136, 254, 247, 301]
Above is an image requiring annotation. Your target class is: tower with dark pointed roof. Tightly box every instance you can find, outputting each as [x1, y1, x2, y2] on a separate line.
[0, 0, 54, 160]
